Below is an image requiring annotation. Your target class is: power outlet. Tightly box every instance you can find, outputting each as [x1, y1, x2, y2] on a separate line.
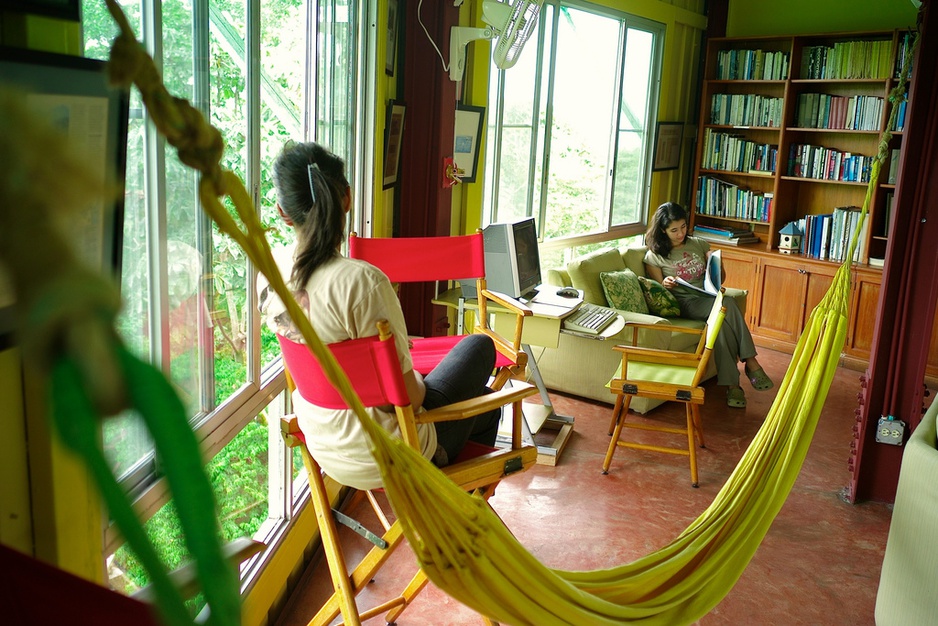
[875, 416, 906, 446]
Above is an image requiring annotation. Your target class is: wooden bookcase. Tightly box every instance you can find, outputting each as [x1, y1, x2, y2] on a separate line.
[691, 30, 917, 369]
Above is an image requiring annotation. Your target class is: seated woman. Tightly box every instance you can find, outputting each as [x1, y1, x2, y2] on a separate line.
[643, 202, 773, 408]
[257, 141, 500, 490]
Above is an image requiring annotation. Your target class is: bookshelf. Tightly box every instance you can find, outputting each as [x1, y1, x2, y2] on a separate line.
[691, 30, 912, 266]
[691, 30, 914, 363]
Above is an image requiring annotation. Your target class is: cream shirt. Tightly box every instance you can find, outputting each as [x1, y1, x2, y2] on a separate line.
[258, 246, 437, 490]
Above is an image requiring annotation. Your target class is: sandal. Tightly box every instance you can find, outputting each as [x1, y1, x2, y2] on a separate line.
[727, 387, 747, 408]
[746, 366, 774, 391]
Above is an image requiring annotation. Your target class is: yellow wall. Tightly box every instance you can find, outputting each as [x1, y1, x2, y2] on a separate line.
[727, 0, 918, 36]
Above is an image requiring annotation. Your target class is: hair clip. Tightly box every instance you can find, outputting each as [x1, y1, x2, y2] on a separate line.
[306, 162, 318, 204]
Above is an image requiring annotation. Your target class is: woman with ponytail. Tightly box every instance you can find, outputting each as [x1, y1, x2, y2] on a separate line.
[257, 142, 500, 490]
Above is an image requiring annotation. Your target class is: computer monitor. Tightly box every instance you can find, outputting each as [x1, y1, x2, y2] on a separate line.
[480, 216, 542, 300]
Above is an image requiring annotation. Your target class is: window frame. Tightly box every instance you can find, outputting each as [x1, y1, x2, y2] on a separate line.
[483, 0, 665, 257]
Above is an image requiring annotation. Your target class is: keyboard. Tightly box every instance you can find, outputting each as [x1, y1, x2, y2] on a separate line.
[562, 302, 618, 335]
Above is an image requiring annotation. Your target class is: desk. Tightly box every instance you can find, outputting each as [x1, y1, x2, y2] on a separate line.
[432, 287, 624, 465]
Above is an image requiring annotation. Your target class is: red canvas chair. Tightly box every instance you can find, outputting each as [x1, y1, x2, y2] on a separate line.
[277, 320, 537, 626]
[348, 231, 531, 391]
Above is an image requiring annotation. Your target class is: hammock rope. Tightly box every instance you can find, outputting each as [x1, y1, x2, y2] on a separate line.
[98, 2, 917, 621]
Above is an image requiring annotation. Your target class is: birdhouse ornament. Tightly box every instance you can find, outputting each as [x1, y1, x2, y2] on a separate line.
[778, 221, 802, 254]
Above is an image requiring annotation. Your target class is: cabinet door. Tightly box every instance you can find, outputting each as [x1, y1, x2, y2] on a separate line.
[845, 272, 881, 359]
[752, 258, 807, 344]
[720, 248, 759, 323]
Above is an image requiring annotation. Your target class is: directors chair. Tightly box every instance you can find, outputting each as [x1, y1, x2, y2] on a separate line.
[603, 290, 727, 487]
[277, 320, 538, 626]
[348, 231, 531, 391]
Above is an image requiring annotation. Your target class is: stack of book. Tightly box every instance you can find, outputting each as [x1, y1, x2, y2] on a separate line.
[692, 224, 761, 246]
[799, 207, 868, 263]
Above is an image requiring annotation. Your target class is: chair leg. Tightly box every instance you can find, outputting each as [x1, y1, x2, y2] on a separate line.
[608, 393, 624, 435]
[685, 405, 699, 488]
[307, 468, 363, 626]
[603, 394, 631, 474]
[383, 568, 431, 624]
[691, 403, 706, 449]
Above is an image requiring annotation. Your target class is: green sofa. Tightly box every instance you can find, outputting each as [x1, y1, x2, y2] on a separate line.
[539, 245, 748, 413]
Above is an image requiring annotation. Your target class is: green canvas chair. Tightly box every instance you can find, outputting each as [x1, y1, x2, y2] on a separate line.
[604, 290, 727, 487]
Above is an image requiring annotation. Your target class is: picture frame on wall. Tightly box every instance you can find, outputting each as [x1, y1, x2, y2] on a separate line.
[652, 121, 684, 171]
[382, 101, 406, 189]
[0, 0, 80, 21]
[0, 46, 129, 348]
[454, 103, 485, 183]
[385, 0, 399, 76]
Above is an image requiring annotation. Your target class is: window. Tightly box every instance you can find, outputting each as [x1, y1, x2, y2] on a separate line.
[81, 0, 369, 603]
[482, 1, 663, 268]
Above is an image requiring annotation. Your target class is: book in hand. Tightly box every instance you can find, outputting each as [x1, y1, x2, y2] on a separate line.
[675, 250, 723, 295]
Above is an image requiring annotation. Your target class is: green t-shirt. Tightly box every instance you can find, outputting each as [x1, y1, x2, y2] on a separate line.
[643, 236, 711, 297]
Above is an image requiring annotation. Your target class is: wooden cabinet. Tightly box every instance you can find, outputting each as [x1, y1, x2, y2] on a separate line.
[748, 254, 835, 347]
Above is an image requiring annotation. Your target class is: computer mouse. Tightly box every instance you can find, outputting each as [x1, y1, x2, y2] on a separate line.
[557, 287, 580, 298]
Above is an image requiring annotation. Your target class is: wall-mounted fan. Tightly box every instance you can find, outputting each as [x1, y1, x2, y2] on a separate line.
[449, 0, 543, 82]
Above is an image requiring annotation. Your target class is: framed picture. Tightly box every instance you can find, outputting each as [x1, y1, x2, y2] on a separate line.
[0, 46, 129, 347]
[454, 103, 485, 183]
[652, 121, 684, 171]
[385, 0, 399, 76]
[0, 0, 80, 21]
[382, 101, 406, 189]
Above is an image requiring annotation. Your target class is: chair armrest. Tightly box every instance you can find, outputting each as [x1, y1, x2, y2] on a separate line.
[612, 345, 703, 369]
[415, 382, 537, 424]
[619, 321, 704, 347]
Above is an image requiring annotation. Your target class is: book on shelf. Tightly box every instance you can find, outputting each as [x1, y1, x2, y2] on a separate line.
[887, 149, 901, 185]
[868, 257, 885, 268]
[692, 228, 760, 246]
[884, 192, 895, 237]
[675, 250, 723, 295]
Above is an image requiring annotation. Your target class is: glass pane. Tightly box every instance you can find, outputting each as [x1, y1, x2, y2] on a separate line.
[542, 8, 619, 240]
[81, 0, 156, 481]
[259, 0, 305, 370]
[611, 27, 654, 226]
[108, 417, 270, 611]
[210, 0, 249, 405]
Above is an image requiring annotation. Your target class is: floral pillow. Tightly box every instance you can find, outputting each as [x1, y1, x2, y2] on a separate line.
[637, 276, 682, 317]
[599, 269, 648, 314]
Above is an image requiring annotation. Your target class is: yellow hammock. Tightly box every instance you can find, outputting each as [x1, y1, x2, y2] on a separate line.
[101, 3, 916, 623]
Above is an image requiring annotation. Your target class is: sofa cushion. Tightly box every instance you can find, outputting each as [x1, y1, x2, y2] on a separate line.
[599, 269, 648, 314]
[567, 247, 626, 306]
[621, 246, 649, 277]
[637, 276, 681, 317]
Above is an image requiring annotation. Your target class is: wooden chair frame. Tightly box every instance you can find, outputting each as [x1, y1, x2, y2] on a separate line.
[603, 293, 727, 487]
[348, 231, 532, 391]
[279, 320, 538, 626]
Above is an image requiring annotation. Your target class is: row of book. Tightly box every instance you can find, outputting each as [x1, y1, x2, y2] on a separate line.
[796, 207, 869, 263]
[895, 31, 915, 79]
[787, 143, 873, 183]
[710, 93, 784, 128]
[892, 97, 908, 132]
[701, 129, 778, 174]
[715, 48, 790, 81]
[800, 39, 894, 80]
[691, 224, 761, 247]
[794, 93, 884, 131]
[696, 175, 773, 222]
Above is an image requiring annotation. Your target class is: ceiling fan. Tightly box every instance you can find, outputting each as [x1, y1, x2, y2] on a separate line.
[449, 0, 544, 82]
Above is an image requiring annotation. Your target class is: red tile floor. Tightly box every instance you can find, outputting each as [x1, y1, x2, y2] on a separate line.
[275, 348, 903, 626]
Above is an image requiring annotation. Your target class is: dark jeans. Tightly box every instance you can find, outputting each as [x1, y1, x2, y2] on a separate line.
[422, 334, 501, 465]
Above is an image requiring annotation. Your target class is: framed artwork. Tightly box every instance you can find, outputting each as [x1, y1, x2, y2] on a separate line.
[0, 0, 80, 21]
[385, 0, 399, 76]
[382, 101, 406, 189]
[652, 121, 684, 171]
[0, 46, 129, 346]
[454, 103, 485, 183]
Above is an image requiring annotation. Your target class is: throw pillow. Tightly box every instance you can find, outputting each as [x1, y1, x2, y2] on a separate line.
[637, 276, 682, 317]
[566, 247, 626, 306]
[599, 269, 648, 314]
